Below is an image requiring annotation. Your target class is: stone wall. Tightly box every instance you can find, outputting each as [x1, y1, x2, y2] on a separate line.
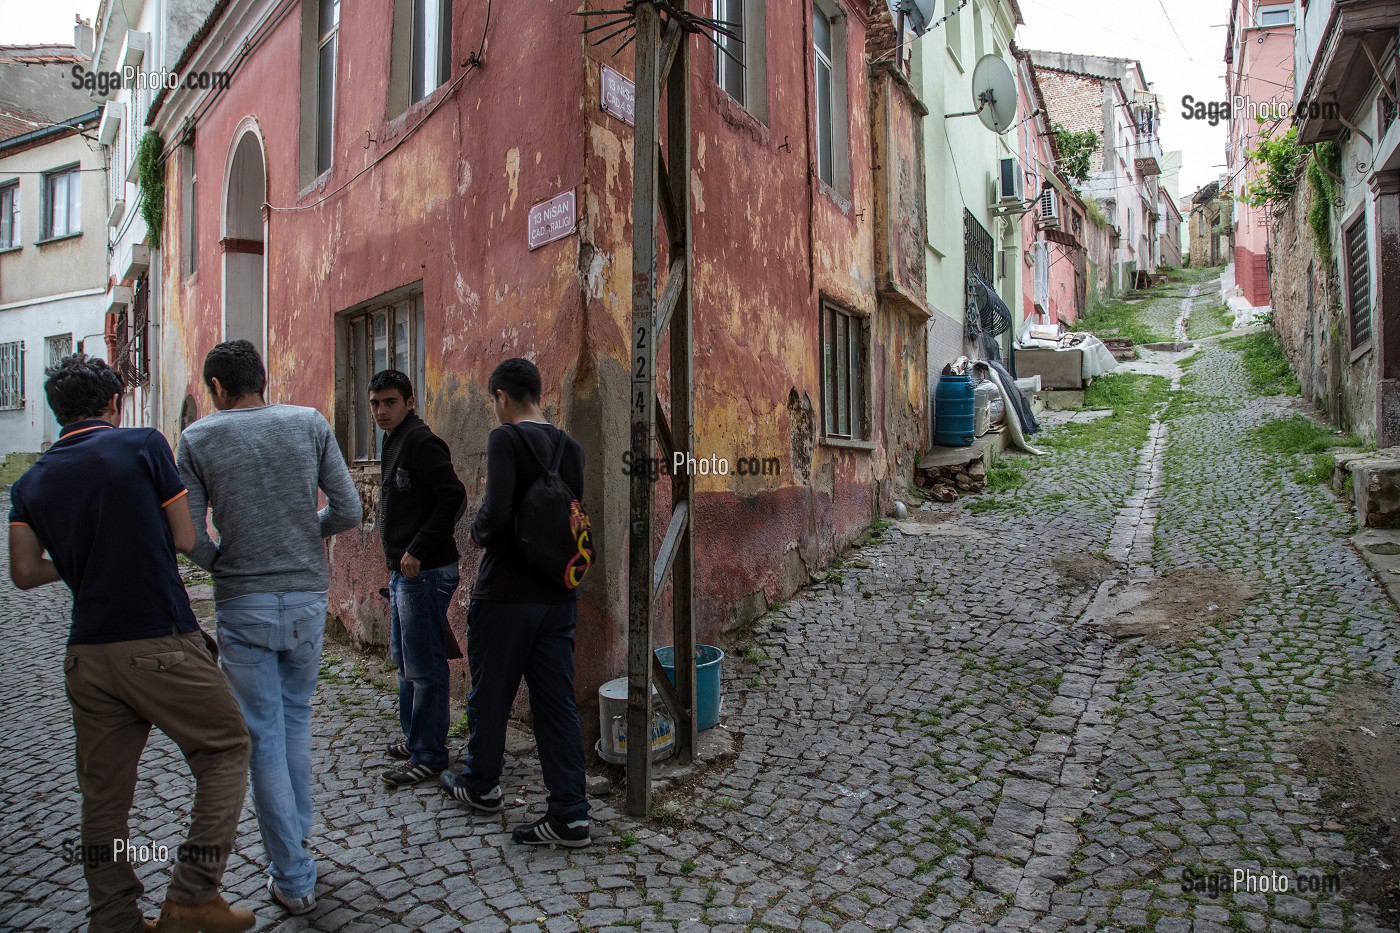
[1268, 170, 1379, 439]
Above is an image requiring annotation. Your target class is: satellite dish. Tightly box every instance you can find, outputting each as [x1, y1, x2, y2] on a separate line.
[896, 0, 938, 36]
[970, 55, 1019, 134]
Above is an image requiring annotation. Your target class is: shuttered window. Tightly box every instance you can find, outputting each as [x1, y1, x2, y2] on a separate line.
[1345, 216, 1371, 350]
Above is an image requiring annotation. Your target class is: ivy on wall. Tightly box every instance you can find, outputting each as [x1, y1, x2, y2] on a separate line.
[1240, 127, 1340, 267]
[1052, 123, 1099, 190]
[134, 130, 164, 250]
[1306, 142, 1339, 267]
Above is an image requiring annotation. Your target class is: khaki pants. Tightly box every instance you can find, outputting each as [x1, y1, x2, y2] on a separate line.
[64, 630, 250, 933]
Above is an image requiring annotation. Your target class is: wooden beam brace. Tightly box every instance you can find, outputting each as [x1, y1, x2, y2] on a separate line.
[652, 501, 689, 604]
[659, 18, 683, 87]
[650, 651, 686, 729]
[658, 150, 683, 247]
[655, 396, 674, 462]
[1363, 40, 1397, 105]
[655, 257, 687, 338]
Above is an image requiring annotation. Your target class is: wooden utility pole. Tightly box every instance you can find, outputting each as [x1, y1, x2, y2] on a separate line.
[626, 0, 698, 818]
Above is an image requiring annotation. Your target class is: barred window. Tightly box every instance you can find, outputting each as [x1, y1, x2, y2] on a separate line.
[822, 302, 868, 441]
[0, 341, 24, 410]
[341, 291, 424, 461]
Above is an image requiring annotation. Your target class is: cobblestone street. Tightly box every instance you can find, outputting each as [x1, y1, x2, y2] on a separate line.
[2, 281, 1399, 932]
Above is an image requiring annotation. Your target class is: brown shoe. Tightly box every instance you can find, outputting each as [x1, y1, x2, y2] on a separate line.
[156, 894, 255, 933]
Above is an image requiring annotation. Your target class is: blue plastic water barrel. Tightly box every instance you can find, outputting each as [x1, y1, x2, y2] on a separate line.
[655, 645, 725, 731]
[934, 373, 976, 447]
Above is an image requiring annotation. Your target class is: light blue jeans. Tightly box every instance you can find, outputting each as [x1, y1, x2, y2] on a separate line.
[215, 591, 326, 900]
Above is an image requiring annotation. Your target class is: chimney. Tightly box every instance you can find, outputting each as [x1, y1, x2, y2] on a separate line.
[74, 15, 95, 57]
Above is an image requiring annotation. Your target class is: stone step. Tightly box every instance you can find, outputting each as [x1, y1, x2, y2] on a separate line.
[1333, 447, 1400, 527]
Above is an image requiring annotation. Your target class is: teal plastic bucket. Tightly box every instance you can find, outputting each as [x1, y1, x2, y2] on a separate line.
[654, 644, 724, 731]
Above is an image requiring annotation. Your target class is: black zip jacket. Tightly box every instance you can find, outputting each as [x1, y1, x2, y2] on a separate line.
[379, 413, 466, 572]
[470, 421, 585, 602]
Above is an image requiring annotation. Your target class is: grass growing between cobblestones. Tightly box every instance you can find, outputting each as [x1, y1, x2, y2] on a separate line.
[1186, 299, 1233, 340]
[1072, 298, 1174, 346]
[1251, 414, 1362, 456]
[1251, 415, 1363, 487]
[1040, 373, 1172, 456]
[1220, 330, 1301, 395]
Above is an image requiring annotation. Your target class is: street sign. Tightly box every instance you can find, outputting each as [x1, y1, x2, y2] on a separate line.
[601, 64, 636, 127]
[527, 189, 577, 251]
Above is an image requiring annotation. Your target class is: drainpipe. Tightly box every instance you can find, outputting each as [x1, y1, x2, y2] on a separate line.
[149, 250, 162, 432]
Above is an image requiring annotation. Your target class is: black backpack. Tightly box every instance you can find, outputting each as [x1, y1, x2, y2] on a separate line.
[506, 424, 594, 589]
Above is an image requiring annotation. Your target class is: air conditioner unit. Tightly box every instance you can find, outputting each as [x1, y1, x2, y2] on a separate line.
[1037, 187, 1061, 227]
[997, 157, 1024, 203]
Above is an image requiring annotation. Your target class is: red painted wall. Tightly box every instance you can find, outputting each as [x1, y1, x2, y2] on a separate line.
[159, 0, 913, 705]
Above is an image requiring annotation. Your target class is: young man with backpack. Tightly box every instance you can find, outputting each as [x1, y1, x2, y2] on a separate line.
[368, 369, 467, 787]
[440, 357, 593, 847]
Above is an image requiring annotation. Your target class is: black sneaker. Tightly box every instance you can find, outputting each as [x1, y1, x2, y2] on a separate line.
[380, 760, 442, 786]
[511, 814, 591, 848]
[439, 772, 504, 813]
[386, 742, 411, 760]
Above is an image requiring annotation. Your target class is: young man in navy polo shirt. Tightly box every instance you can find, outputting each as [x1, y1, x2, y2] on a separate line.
[7, 356, 254, 933]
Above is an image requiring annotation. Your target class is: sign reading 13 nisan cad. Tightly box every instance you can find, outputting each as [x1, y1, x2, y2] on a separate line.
[600, 64, 636, 127]
[528, 190, 577, 251]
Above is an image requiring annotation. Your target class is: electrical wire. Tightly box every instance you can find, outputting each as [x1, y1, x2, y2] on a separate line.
[871, 0, 971, 66]
[265, 4, 493, 212]
[1154, 0, 1191, 56]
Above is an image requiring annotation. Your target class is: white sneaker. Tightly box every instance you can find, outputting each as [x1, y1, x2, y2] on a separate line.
[267, 876, 316, 915]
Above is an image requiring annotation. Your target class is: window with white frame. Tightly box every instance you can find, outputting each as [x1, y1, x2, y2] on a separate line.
[317, 0, 339, 176]
[411, 0, 452, 103]
[341, 291, 424, 461]
[1256, 4, 1293, 27]
[0, 341, 23, 410]
[822, 301, 868, 441]
[0, 183, 18, 249]
[1344, 216, 1372, 350]
[812, 2, 849, 196]
[44, 166, 80, 239]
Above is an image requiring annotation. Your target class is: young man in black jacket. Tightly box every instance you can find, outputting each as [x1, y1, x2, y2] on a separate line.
[370, 370, 467, 786]
[440, 358, 591, 847]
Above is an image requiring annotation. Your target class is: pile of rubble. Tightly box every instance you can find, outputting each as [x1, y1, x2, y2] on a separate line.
[914, 459, 985, 501]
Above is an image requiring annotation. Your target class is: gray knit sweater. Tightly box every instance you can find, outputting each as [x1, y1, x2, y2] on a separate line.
[176, 404, 362, 600]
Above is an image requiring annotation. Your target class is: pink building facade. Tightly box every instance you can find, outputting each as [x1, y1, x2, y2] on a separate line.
[1226, 0, 1296, 310]
[1017, 52, 1087, 327]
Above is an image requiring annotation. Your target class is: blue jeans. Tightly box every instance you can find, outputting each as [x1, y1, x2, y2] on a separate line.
[389, 564, 459, 771]
[215, 591, 325, 900]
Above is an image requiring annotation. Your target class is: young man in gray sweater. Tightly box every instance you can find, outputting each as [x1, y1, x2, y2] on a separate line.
[176, 341, 361, 917]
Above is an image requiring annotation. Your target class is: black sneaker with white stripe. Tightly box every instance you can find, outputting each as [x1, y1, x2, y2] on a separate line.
[511, 814, 591, 848]
[439, 772, 503, 813]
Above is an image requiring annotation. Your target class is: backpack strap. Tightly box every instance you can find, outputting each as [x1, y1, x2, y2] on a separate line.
[504, 422, 564, 475]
